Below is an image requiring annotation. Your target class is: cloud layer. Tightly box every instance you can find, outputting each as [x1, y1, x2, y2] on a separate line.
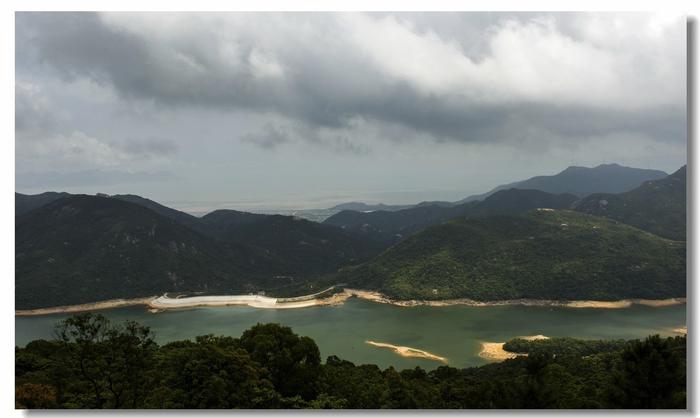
[15, 12, 687, 205]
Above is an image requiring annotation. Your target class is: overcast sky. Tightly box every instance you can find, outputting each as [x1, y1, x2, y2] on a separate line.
[15, 12, 687, 211]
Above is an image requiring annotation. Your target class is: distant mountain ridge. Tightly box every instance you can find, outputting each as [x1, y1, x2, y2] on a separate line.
[324, 188, 579, 245]
[458, 164, 667, 203]
[328, 202, 414, 212]
[324, 164, 667, 214]
[573, 165, 686, 241]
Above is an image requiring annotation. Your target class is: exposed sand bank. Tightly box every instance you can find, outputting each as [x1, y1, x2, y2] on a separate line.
[479, 342, 524, 361]
[365, 340, 448, 363]
[519, 335, 550, 341]
[478, 335, 549, 362]
[637, 299, 687, 308]
[16, 293, 326, 316]
[16, 287, 686, 316]
[671, 326, 687, 335]
[338, 290, 686, 310]
[15, 297, 156, 317]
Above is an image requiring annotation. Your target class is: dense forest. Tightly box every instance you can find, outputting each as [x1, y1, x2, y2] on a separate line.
[337, 210, 686, 301]
[15, 314, 686, 409]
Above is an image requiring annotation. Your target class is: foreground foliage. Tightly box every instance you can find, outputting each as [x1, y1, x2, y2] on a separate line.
[15, 314, 686, 409]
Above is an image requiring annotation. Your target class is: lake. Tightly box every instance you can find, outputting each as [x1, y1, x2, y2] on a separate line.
[15, 298, 686, 370]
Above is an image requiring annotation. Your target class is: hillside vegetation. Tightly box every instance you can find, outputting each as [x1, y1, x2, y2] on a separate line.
[202, 213, 383, 273]
[324, 188, 577, 245]
[337, 210, 685, 301]
[574, 166, 686, 241]
[15, 196, 293, 309]
[15, 195, 385, 309]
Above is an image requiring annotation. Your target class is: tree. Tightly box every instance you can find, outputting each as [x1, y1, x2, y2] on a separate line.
[607, 335, 686, 408]
[53, 313, 156, 408]
[239, 323, 321, 400]
[146, 338, 278, 408]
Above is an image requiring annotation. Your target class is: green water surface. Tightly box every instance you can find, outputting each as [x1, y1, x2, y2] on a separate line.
[15, 298, 686, 370]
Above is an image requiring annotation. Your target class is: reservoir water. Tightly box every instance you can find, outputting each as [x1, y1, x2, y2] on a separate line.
[15, 298, 686, 370]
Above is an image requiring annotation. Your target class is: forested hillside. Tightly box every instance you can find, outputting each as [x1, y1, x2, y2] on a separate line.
[574, 166, 686, 241]
[336, 210, 686, 301]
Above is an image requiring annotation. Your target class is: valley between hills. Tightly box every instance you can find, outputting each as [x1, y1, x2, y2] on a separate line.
[15, 163, 686, 311]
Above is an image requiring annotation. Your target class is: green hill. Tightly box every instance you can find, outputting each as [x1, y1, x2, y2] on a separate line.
[324, 188, 577, 245]
[15, 192, 71, 216]
[111, 194, 209, 235]
[573, 166, 686, 241]
[15, 195, 291, 309]
[16, 195, 386, 309]
[202, 212, 383, 274]
[337, 210, 685, 301]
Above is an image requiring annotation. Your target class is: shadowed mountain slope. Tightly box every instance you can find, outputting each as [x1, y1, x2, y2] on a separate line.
[15, 195, 292, 309]
[573, 166, 686, 241]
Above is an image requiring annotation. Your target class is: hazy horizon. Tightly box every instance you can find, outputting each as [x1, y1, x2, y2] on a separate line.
[14, 161, 682, 214]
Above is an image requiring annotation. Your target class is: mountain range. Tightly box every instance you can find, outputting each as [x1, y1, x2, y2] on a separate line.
[15, 196, 380, 309]
[326, 163, 667, 212]
[324, 188, 579, 244]
[15, 163, 686, 309]
[16, 195, 276, 309]
[457, 163, 668, 203]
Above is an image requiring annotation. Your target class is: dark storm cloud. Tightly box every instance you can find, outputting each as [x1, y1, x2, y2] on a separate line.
[242, 121, 371, 155]
[15, 12, 686, 154]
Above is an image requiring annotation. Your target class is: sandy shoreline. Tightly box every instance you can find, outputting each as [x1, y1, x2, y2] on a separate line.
[334, 289, 686, 310]
[15, 297, 156, 316]
[479, 342, 524, 361]
[671, 326, 687, 335]
[16, 287, 686, 316]
[16, 286, 343, 316]
[365, 340, 448, 363]
[478, 335, 550, 362]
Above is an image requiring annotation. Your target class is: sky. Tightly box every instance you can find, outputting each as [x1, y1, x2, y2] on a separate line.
[15, 12, 687, 212]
